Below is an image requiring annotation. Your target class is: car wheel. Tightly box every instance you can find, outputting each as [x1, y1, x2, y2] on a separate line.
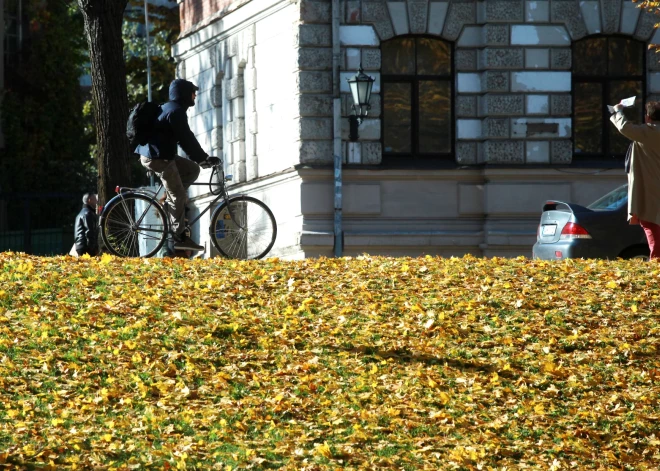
[619, 245, 650, 261]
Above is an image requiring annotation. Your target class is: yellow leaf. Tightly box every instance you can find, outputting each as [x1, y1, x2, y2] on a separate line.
[542, 362, 555, 373]
[428, 378, 437, 388]
[316, 443, 333, 458]
[100, 253, 112, 264]
[631, 304, 638, 313]
[438, 391, 450, 405]
[534, 403, 545, 415]
[606, 281, 617, 289]
[369, 364, 377, 374]
[102, 434, 112, 442]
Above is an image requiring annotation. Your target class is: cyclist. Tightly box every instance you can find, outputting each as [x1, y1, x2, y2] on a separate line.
[135, 78, 220, 252]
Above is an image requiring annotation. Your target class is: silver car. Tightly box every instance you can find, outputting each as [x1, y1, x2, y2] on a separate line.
[532, 184, 648, 260]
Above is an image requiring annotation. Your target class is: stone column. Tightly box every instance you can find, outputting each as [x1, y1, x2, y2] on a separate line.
[296, 17, 335, 164]
[245, 25, 258, 180]
[224, 36, 247, 183]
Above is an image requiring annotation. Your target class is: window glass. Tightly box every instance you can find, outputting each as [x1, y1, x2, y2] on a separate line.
[418, 81, 451, 153]
[573, 37, 607, 77]
[587, 184, 628, 210]
[383, 82, 412, 153]
[381, 38, 415, 75]
[609, 37, 644, 76]
[573, 36, 645, 160]
[573, 82, 603, 155]
[416, 38, 451, 76]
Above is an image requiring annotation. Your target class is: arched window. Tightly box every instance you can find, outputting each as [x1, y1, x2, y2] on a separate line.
[381, 36, 453, 160]
[573, 36, 645, 160]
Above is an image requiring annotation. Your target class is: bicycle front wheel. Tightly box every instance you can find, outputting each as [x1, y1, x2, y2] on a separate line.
[100, 192, 168, 258]
[210, 196, 277, 260]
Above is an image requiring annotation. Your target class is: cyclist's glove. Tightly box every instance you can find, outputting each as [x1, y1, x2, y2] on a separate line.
[200, 157, 221, 169]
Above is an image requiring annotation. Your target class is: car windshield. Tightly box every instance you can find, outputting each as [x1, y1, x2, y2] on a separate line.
[587, 184, 628, 211]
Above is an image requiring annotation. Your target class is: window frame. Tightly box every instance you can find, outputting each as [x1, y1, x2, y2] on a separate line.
[571, 34, 646, 164]
[380, 35, 455, 163]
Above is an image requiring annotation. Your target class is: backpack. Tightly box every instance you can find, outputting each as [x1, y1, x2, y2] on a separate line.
[126, 101, 161, 149]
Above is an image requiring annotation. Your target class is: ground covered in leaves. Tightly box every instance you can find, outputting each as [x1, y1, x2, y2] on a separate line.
[0, 253, 659, 470]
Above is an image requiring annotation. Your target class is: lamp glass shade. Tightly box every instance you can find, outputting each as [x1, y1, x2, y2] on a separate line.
[347, 67, 375, 115]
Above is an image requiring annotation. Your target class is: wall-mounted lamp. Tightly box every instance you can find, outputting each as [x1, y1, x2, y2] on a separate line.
[346, 64, 375, 142]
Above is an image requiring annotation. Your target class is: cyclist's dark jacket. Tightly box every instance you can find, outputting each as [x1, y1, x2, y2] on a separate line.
[74, 204, 99, 254]
[135, 79, 208, 162]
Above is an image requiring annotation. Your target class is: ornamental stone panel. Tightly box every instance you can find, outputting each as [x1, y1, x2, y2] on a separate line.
[442, 2, 476, 40]
[456, 49, 478, 71]
[484, 71, 510, 92]
[457, 96, 478, 117]
[362, 2, 395, 40]
[551, 140, 572, 164]
[408, 0, 429, 34]
[362, 48, 382, 69]
[484, 24, 509, 45]
[550, 48, 571, 69]
[362, 141, 383, 164]
[456, 141, 478, 164]
[550, 95, 572, 116]
[601, 0, 623, 34]
[483, 118, 510, 138]
[480, 48, 524, 69]
[634, 10, 657, 41]
[550, 0, 588, 40]
[479, 94, 525, 116]
[485, 0, 523, 23]
[483, 140, 524, 163]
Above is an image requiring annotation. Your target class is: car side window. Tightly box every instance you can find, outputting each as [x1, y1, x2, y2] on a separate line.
[587, 185, 628, 211]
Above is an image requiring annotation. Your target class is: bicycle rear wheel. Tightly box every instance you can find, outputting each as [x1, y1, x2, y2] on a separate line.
[209, 196, 277, 260]
[100, 192, 168, 258]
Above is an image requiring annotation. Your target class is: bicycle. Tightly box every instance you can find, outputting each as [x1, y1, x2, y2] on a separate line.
[99, 161, 277, 260]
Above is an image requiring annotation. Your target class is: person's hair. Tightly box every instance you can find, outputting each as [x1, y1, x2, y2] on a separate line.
[82, 193, 96, 205]
[646, 101, 660, 121]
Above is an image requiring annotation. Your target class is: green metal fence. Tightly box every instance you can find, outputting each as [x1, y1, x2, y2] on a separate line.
[0, 192, 80, 256]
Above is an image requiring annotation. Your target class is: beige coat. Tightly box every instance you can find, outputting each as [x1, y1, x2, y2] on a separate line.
[610, 111, 660, 225]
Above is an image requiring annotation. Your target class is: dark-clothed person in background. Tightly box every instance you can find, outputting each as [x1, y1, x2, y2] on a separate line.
[74, 193, 99, 256]
[611, 101, 660, 259]
[135, 78, 219, 253]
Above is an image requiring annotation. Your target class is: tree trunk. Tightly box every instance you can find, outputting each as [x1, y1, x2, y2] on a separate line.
[77, 0, 131, 206]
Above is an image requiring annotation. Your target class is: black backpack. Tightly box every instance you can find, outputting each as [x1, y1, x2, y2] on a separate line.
[126, 101, 161, 148]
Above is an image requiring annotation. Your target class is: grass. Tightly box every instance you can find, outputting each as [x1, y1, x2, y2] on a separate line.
[0, 252, 658, 469]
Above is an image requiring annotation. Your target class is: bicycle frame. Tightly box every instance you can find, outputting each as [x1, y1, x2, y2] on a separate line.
[111, 166, 239, 236]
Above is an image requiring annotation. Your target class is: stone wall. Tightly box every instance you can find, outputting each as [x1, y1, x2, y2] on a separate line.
[291, 0, 658, 165]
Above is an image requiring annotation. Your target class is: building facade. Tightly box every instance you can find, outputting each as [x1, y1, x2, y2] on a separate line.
[174, 0, 655, 258]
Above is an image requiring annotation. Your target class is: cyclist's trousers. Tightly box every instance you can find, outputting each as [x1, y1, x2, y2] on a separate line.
[140, 156, 200, 236]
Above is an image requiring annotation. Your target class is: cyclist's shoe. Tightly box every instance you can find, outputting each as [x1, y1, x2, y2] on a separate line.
[173, 235, 204, 252]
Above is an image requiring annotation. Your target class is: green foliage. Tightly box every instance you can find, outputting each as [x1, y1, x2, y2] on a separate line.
[0, 0, 94, 194]
[123, 1, 180, 105]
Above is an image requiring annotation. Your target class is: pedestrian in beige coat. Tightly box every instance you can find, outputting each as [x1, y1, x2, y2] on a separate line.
[610, 101, 660, 259]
